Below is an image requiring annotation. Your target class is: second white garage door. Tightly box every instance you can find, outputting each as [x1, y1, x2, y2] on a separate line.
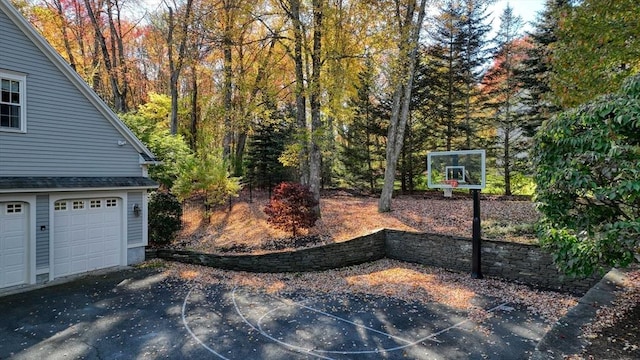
[53, 198, 122, 278]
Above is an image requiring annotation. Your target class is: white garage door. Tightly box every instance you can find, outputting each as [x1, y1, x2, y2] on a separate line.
[54, 198, 122, 278]
[0, 202, 28, 288]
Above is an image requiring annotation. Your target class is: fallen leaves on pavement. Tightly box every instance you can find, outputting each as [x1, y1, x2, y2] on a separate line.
[155, 258, 576, 326]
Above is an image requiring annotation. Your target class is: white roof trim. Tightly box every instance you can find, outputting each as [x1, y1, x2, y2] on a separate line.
[0, 0, 156, 161]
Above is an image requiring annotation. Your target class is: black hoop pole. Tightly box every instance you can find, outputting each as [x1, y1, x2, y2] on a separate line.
[471, 189, 483, 279]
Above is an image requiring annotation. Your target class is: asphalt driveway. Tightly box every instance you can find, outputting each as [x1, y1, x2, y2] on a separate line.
[0, 266, 551, 359]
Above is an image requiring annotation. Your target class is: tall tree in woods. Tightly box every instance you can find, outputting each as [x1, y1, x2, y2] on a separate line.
[218, 1, 279, 176]
[245, 107, 295, 191]
[482, 6, 529, 196]
[414, 46, 449, 149]
[219, 0, 240, 159]
[458, 0, 493, 148]
[338, 57, 386, 193]
[424, 0, 492, 151]
[278, 0, 326, 215]
[49, 0, 79, 71]
[307, 0, 325, 214]
[427, 0, 465, 151]
[164, 0, 194, 135]
[83, 0, 132, 112]
[285, 0, 309, 185]
[378, 0, 429, 213]
[517, 0, 567, 137]
[186, 11, 218, 150]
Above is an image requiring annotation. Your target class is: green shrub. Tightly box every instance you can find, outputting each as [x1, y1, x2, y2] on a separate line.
[264, 182, 319, 236]
[148, 191, 183, 246]
[172, 150, 242, 221]
[120, 94, 193, 189]
[533, 75, 640, 277]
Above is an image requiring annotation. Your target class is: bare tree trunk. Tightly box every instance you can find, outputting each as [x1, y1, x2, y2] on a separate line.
[84, 0, 126, 112]
[504, 127, 511, 195]
[167, 0, 194, 135]
[307, 0, 324, 216]
[190, 65, 199, 150]
[106, 0, 128, 112]
[378, 0, 428, 213]
[446, 26, 454, 151]
[287, 0, 308, 185]
[91, 35, 102, 94]
[222, 0, 234, 157]
[52, 0, 77, 71]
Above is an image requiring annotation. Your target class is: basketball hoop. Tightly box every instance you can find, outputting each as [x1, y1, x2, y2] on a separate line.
[442, 179, 458, 197]
[444, 179, 459, 188]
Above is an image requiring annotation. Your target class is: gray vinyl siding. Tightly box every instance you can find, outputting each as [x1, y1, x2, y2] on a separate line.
[0, 11, 142, 177]
[127, 192, 143, 245]
[35, 194, 49, 269]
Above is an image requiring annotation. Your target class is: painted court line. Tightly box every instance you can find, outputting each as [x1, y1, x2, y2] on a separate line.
[182, 285, 511, 359]
[182, 288, 232, 360]
[256, 296, 424, 346]
[230, 287, 338, 360]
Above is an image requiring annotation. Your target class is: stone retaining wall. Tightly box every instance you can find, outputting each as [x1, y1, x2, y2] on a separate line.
[151, 229, 600, 295]
[384, 230, 600, 295]
[154, 231, 386, 273]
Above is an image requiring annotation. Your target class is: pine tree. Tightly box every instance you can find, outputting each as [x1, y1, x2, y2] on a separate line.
[338, 58, 386, 193]
[245, 110, 294, 191]
[424, 0, 493, 151]
[413, 47, 449, 149]
[517, 0, 568, 137]
[483, 6, 529, 195]
[427, 0, 467, 151]
[457, 0, 493, 149]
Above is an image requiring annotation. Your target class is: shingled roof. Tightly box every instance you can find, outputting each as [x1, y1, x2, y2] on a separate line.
[0, 177, 158, 192]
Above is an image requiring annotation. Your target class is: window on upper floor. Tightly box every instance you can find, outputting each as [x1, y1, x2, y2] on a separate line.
[0, 72, 26, 133]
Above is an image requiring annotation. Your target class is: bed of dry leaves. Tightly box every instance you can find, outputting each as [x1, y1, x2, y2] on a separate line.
[175, 189, 538, 253]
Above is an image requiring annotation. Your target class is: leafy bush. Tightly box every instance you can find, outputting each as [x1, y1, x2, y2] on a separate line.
[533, 75, 640, 277]
[148, 191, 183, 246]
[264, 182, 319, 236]
[120, 94, 193, 188]
[172, 150, 242, 220]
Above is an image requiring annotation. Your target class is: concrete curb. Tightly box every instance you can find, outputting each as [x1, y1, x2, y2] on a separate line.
[530, 268, 629, 359]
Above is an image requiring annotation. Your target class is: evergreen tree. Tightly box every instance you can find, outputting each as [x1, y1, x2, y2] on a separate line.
[245, 109, 294, 190]
[458, 0, 494, 149]
[517, 0, 568, 137]
[427, 0, 467, 151]
[424, 0, 493, 151]
[338, 58, 386, 193]
[397, 48, 440, 193]
[413, 47, 449, 150]
[483, 6, 529, 195]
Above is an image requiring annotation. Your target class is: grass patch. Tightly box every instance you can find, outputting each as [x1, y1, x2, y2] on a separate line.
[482, 219, 537, 244]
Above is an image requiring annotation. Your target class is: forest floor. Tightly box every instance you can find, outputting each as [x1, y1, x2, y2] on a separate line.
[171, 189, 639, 359]
[174, 188, 538, 254]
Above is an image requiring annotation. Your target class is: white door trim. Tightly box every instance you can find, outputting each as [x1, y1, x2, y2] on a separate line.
[49, 191, 128, 281]
[0, 195, 36, 286]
